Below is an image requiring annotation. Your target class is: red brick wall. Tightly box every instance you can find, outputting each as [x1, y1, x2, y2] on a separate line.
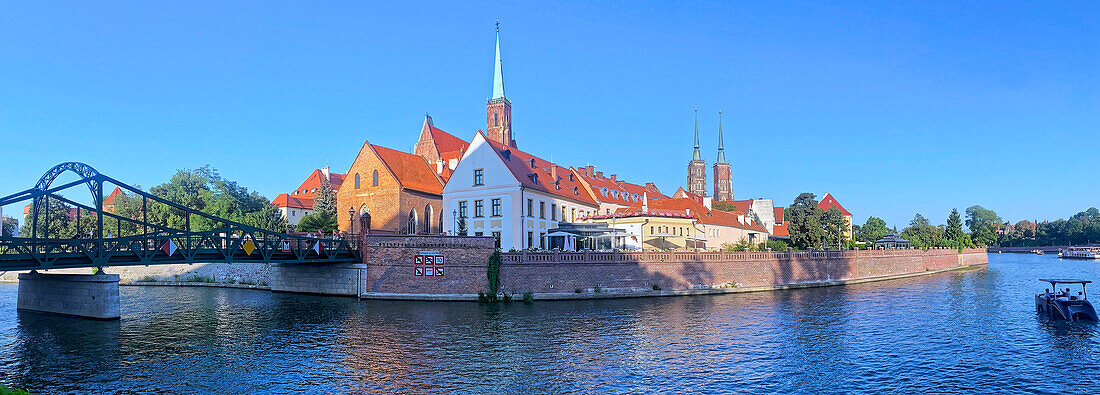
[358, 236, 989, 296]
[359, 235, 495, 294]
[337, 144, 443, 234]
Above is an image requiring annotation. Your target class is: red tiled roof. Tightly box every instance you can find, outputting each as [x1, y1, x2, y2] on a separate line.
[372, 144, 444, 195]
[577, 170, 666, 206]
[427, 125, 470, 157]
[772, 223, 789, 237]
[483, 134, 598, 206]
[272, 194, 315, 210]
[103, 187, 124, 206]
[715, 199, 752, 214]
[292, 169, 345, 199]
[773, 207, 785, 224]
[818, 193, 851, 216]
[672, 188, 705, 205]
[616, 197, 767, 232]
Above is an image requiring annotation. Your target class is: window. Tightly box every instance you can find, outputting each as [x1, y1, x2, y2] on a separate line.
[474, 231, 484, 236]
[372, 170, 379, 186]
[491, 231, 501, 249]
[551, 204, 557, 220]
[424, 205, 433, 233]
[355, 173, 361, 189]
[475, 200, 484, 217]
[571, 208, 575, 221]
[494, 110, 499, 126]
[527, 199, 534, 218]
[650, 226, 654, 234]
[491, 198, 501, 217]
[539, 201, 545, 219]
[458, 201, 468, 218]
[473, 169, 484, 186]
[527, 231, 534, 249]
[605, 209, 610, 215]
[539, 232, 546, 249]
[407, 209, 417, 234]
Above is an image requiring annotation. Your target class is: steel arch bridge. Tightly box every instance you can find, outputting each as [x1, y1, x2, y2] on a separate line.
[0, 162, 359, 271]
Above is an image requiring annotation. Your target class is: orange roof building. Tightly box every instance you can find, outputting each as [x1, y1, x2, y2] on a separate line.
[817, 192, 853, 239]
[272, 167, 346, 227]
[337, 141, 446, 235]
[413, 114, 471, 182]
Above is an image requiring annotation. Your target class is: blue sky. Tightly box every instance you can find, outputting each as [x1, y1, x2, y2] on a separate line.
[1, 1, 1096, 228]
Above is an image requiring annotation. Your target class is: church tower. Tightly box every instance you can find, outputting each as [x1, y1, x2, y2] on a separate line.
[486, 21, 516, 148]
[687, 109, 708, 197]
[713, 112, 733, 201]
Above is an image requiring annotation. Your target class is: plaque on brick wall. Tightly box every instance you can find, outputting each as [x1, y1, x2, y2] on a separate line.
[414, 253, 444, 277]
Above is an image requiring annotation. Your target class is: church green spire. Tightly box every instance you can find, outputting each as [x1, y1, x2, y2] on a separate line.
[692, 108, 701, 161]
[716, 111, 726, 163]
[492, 20, 506, 101]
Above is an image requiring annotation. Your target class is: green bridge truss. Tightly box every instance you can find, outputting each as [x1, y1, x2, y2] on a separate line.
[0, 162, 360, 271]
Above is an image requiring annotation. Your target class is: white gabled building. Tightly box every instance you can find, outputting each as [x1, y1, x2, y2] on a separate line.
[442, 132, 600, 250]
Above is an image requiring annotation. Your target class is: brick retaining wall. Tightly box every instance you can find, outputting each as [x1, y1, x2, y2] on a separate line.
[357, 235, 988, 298]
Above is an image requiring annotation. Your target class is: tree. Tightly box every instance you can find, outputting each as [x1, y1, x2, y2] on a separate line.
[722, 237, 755, 252]
[944, 209, 964, 246]
[314, 181, 337, 216]
[856, 216, 888, 243]
[965, 205, 1001, 246]
[822, 207, 846, 248]
[146, 166, 284, 233]
[759, 239, 788, 251]
[20, 198, 73, 238]
[296, 212, 338, 233]
[902, 213, 945, 249]
[786, 193, 824, 250]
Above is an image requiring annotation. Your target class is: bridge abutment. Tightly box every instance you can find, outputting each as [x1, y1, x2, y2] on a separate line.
[270, 263, 365, 296]
[17, 271, 121, 320]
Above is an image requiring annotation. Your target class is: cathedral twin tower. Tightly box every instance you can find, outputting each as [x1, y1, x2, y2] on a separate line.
[686, 110, 733, 202]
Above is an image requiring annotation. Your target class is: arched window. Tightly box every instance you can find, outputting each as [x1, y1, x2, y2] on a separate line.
[354, 173, 360, 189]
[372, 170, 379, 186]
[494, 111, 499, 126]
[407, 209, 418, 234]
[424, 205, 433, 234]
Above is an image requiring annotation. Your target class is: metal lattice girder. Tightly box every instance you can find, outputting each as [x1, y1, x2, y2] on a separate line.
[0, 162, 360, 271]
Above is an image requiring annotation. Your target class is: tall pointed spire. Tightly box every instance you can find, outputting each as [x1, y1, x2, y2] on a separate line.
[716, 111, 726, 163]
[692, 108, 701, 161]
[492, 20, 505, 101]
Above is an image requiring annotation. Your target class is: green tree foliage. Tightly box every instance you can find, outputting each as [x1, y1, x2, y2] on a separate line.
[1008, 207, 1100, 246]
[965, 205, 1001, 246]
[20, 198, 73, 238]
[786, 193, 824, 250]
[314, 181, 337, 216]
[944, 209, 964, 245]
[295, 212, 338, 233]
[901, 213, 946, 249]
[711, 201, 738, 212]
[721, 237, 755, 252]
[855, 216, 888, 243]
[822, 207, 846, 248]
[759, 239, 788, 251]
[146, 166, 285, 232]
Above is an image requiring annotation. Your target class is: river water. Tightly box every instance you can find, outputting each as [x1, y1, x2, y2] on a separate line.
[1, 254, 1098, 394]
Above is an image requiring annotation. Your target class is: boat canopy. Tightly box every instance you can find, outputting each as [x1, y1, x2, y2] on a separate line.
[1040, 279, 1092, 285]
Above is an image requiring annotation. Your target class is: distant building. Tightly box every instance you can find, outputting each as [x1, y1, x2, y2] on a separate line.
[587, 195, 767, 251]
[686, 110, 708, 198]
[713, 113, 733, 201]
[412, 114, 471, 182]
[817, 193, 853, 239]
[574, 165, 667, 216]
[771, 206, 789, 240]
[337, 142, 445, 235]
[271, 167, 345, 227]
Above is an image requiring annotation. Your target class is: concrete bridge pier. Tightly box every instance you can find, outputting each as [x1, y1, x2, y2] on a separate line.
[17, 271, 121, 320]
[269, 263, 366, 296]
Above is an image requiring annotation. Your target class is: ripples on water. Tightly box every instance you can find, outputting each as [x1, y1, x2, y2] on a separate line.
[2, 254, 1099, 393]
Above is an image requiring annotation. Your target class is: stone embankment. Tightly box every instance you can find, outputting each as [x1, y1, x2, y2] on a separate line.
[1, 262, 271, 287]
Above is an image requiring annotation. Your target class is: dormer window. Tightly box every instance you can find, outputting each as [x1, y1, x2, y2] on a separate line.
[572, 187, 579, 195]
[568, 174, 574, 182]
[529, 159, 536, 169]
[501, 150, 511, 160]
[529, 173, 539, 183]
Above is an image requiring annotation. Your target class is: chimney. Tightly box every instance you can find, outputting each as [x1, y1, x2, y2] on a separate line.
[610, 174, 617, 182]
[449, 158, 459, 170]
[436, 160, 443, 174]
[595, 171, 603, 179]
[645, 182, 657, 189]
[642, 192, 649, 213]
[551, 165, 558, 182]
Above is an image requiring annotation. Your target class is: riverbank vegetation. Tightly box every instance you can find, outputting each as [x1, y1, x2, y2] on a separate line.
[18, 165, 286, 237]
[998, 207, 1100, 247]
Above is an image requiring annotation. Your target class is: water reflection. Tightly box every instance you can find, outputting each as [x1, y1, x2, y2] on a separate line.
[2, 254, 1100, 393]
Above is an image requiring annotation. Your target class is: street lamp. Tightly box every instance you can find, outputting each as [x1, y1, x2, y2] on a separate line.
[348, 207, 355, 236]
[452, 209, 457, 236]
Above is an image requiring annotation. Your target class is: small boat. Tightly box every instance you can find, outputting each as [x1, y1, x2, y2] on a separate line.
[1036, 279, 1097, 321]
[1058, 247, 1100, 259]
[1034, 250, 1045, 255]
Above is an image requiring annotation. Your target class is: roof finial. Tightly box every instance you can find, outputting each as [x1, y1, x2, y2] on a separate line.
[496, 19, 500, 33]
[692, 108, 701, 161]
[716, 111, 726, 163]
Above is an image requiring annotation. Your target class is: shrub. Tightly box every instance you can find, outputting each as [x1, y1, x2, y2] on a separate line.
[137, 276, 158, 282]
[182, 275, 215, 283]
[486, 250, 502, 299]
[238, 279, 256, 285]
[652, 284, 661, 291]
[502, 292, 513, 303]
[574, 288, 582, 293]
[0, 385, 32, 395]
[522, 292, 534, 303]
[594, 285, 602, 293]
[478, 292, 489, 303]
